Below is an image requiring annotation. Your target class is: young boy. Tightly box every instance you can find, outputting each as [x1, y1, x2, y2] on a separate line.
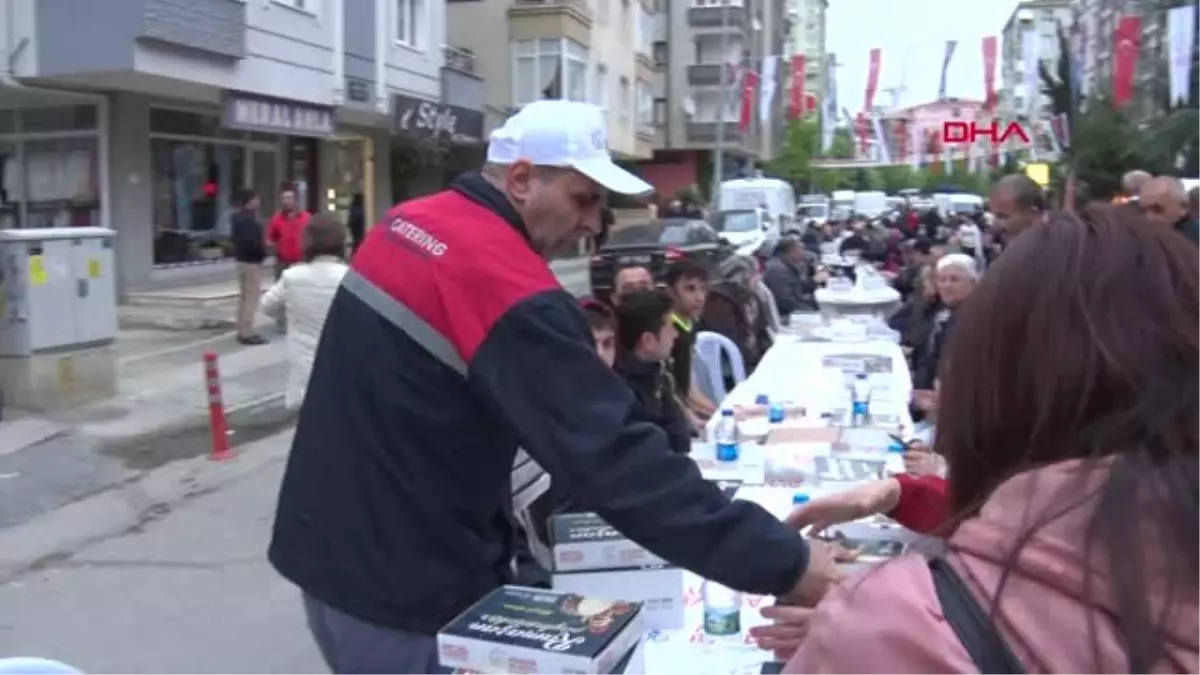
[613, 289, 692, 455]
[665, 260, 716, 425]
[580, 298, 617, 368]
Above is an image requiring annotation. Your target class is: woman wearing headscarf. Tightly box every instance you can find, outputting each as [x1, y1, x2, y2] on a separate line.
[910, 253, 977, 417]
[699, 255, 774, 383]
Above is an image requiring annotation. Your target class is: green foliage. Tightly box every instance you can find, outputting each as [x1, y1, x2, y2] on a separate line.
[828, 128, 856, 159]
[770, 118, 820, 187]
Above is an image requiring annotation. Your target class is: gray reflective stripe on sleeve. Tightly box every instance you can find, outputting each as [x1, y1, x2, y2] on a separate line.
[341, 269, 468, 375]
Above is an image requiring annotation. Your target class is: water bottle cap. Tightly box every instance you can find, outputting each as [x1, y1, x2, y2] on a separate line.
[856, 373, 868, 379]
[792, 493, 810, 505]
[721, 409, 734, 416]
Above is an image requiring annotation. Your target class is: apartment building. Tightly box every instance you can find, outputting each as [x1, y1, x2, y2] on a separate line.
[0, 0, 484, 291]
[787, 0, 826, 114]
[447, 0, 658, 160]
[638, 0, 790, 198]
[999, 0, 1073, 121]
[1076, 0, 1171, 124]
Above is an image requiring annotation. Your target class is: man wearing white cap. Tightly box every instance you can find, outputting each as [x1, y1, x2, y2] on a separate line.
[269, 100, 841, 672]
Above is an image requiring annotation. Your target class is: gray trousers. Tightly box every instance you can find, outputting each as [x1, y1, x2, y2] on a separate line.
[302, 593, 451, 674]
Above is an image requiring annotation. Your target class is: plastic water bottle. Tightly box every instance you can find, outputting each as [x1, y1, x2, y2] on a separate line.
[850, 374, 872, 427]
[754, 394, 770, 405]
[714, 410, 740, 462]
[793, 492, 810, 507]
[702, 579, 742, 637]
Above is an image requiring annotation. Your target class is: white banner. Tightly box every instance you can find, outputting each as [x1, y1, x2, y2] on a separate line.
[1022, 28, 1040, 114]
[872, 116, 890, 164]
[821, 59, 838, 153]
[759, 56, 778, 124]
[1168, 5, 1197, 105]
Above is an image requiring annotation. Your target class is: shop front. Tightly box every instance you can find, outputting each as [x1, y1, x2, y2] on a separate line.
[0, 87, 108, 233]
[147, 92, 337, 269]
[390, 93, 486, 200]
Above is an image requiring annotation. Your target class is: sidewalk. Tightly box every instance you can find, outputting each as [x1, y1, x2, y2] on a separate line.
[0, 320, 292, 576]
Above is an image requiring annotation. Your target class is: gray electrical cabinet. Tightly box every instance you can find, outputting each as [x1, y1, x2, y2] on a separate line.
[0, 228, 118, 410]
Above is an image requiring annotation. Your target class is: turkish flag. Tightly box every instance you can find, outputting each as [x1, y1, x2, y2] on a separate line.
[739, 69, 759, 132]
[788, 54, 806, 120]
[856, 112, 870, 155]
[1111, 15, 1141, 108]
[896, 119, 908, 159]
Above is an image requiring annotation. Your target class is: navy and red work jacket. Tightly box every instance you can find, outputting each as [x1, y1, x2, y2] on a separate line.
[268, 173, 810, 635]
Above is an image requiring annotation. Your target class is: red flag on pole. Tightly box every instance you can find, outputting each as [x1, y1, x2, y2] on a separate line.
[863, 48, 882, 111]
[896, 119, 908, 160]
[855, 112, 870, 156]
[788, 54, 806, 120]
[982, 36, 998, 111]
[1111, 15, 1141, 108]
[739, 70, 759, 132]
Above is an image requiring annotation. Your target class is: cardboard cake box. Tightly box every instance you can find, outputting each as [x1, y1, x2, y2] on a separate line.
[438, 585, 644, 674]
[550, 512, 684, 631]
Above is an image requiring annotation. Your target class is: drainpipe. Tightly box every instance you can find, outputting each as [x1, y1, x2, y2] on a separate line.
[332, 0, 345, 105]
[374, 0, 389, 115]
[2, 0, 31, 87]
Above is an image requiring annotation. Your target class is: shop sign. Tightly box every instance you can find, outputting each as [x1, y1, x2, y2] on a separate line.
[392, 94, 484, 143]
[223, 92, 335, 138]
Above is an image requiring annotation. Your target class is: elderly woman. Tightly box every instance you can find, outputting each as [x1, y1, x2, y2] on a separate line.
[699, 255, 774, 384]
[911, 253, 978, 416]
[260, 213, 350, 410]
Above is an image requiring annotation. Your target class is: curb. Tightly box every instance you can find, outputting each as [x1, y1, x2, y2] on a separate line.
[0, 425, 296, 582]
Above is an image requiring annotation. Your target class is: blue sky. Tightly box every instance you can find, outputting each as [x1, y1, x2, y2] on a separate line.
[827, 0, 1020, 110]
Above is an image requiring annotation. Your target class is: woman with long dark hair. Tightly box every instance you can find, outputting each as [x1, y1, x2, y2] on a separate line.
[780, 206, 1199, 672]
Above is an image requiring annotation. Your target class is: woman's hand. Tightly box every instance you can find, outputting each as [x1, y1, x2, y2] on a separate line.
[902, 442, 942, 477]
[785, 478, 903, 535]
[751, 605, 815, 661]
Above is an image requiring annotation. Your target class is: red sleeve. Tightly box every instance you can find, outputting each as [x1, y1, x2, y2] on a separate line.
[887, 474, 949, 535]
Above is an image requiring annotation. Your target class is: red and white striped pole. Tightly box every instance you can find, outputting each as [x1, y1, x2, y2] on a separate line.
[203, 351, 234, 461]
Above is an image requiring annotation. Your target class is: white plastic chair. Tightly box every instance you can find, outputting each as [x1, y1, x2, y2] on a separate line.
[694, 331, 747, 403]
[0, 659, 82, 674]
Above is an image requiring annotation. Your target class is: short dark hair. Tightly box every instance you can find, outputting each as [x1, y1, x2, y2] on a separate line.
[303, 213, 348, 261]
[614, 288, 673, 353]
[234, 188, 258, 208]
[665, 259, 708, 288]
[776, 236, 802, 255]
[994, 174, 1046, 211]
[580, 298, 616, 334]
[280, 181, 297, 194]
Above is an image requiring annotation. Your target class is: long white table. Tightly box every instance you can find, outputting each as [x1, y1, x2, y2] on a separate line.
[639, 331, 919, 674]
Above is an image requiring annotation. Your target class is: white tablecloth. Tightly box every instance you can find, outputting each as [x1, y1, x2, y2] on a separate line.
[639, 334, 919, 674]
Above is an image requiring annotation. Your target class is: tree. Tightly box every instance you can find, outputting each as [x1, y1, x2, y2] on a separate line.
[771, 118, 820, 188]
[1070, 95, 1166, 199]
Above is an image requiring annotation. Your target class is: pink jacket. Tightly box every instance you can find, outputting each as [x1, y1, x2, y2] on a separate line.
[786, 460, 1198, 673]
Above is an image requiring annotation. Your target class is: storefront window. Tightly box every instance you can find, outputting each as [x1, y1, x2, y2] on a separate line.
[151, 138, 247, 265]
[0, 103, 102, 231]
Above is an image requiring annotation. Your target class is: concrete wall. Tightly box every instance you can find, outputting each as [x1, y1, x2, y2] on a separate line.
[447, 0, 516, 133]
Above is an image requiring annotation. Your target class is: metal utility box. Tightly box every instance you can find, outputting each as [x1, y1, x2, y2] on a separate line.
[0, 228, 118, 411]
[0, 227, 117, 356]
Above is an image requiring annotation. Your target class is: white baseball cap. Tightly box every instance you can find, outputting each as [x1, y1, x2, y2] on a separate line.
[486, 100, 653, 196]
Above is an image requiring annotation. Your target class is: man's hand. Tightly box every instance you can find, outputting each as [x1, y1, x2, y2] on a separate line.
[750, 605, 815, 661]
[690, 387, 718, 418]
[902, 442, 942, 477]
[911, 389, 938, 413]
[779, 539, 847, 607]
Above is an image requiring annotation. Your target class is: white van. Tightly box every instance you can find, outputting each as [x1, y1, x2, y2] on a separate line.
[853, 191, 889, 219]
[719, 176, 798, 234]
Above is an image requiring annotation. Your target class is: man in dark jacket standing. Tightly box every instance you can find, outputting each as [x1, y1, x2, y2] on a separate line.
[763, 237, 814, 319]
[268, 100, 842, 673]
[229, 188, 266, 345]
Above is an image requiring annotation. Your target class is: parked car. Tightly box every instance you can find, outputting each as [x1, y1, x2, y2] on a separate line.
[589, 218, 732, 301]
[709, 209, 780, 258]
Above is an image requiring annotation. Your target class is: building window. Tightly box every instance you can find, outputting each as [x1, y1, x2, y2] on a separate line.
[653, 97, 667, 125]
[395, 0, 426, 49]
[0, 104, 101, 231]
[512, 39, 590, 105]
[272, 0, 317, 12]
[619, 77, 630, 128]
[594, 64, 608, 108]
[637, 80, 653, 128]
[652, 40, 668, 66]
[637, 6, 654, 56]
[148, 108, 280, 267]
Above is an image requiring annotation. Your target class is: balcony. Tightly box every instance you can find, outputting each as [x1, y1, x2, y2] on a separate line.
[509, 0, 593, 44]
[687, 64, 724, 86]
[687, 4, 748, 31]
[686, 121, 744, 144]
